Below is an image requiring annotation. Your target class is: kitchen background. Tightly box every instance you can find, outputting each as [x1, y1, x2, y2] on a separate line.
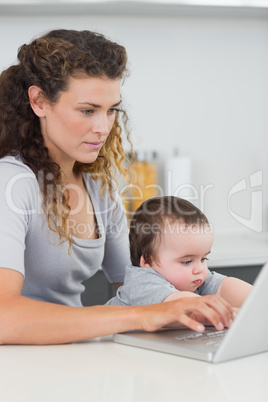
[0, 0, 267, 238]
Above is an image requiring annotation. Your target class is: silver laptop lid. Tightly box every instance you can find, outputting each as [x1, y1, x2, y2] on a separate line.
[213, 261, 268, 362]
[114, 262, 268, 363]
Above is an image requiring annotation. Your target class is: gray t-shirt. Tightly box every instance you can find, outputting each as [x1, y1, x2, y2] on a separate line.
[0, 155, 130, 306]
[106, 265, 226, 306]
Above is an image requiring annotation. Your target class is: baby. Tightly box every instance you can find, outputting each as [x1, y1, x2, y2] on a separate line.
[107, 196, 252, 308]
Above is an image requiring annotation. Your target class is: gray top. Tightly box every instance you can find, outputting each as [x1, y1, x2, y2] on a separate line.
[0, 155, 130, 306]
[106, 265, 226, 306]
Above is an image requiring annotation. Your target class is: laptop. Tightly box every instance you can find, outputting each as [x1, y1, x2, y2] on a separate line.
[113, 261, 268, 363]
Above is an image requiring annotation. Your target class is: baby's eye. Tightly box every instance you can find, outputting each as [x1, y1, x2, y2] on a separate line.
[181, 260, 192, 266]
[201, 257, 209, 263]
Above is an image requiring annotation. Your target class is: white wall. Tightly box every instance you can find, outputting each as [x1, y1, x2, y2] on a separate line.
[0, 9, 267, 235]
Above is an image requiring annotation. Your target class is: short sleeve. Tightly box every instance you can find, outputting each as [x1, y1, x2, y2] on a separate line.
[128, 267, 178, 305]
[106, 266, 178, 306]
[195, 269, 226, 295]
[0, 158, 38, 275]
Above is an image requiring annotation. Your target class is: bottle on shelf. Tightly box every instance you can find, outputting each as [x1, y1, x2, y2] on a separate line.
[164, 148, 192, 199]
[123, 150, 158, 217]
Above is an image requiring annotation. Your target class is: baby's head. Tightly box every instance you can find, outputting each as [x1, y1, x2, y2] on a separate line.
[129, 196, 213, 292]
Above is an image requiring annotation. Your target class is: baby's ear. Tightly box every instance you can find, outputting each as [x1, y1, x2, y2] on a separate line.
[140, 255, 152, 268]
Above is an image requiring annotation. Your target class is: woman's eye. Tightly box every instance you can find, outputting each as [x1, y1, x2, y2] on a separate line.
[81, 109, 93, 115]
[108, 108, 120, 115]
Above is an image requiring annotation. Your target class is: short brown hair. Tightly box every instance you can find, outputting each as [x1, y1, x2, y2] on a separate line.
[129, 196, 209, 267]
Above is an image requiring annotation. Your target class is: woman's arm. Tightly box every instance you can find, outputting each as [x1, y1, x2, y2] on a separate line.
[0, 268, 235, 345]
[216, 276, 252, 308]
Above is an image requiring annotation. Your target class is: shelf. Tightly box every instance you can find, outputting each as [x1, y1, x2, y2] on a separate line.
[0, 0, 268, 17]
[208, 233, 268, 268]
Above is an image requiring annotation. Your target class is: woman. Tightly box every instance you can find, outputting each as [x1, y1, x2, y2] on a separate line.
[0, 29, 234, 344]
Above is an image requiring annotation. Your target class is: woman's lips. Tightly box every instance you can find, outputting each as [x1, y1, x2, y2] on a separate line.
[83, 141, 103, 150]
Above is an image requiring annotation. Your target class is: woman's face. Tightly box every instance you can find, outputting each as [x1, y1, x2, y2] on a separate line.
[40, 76, 121, 171]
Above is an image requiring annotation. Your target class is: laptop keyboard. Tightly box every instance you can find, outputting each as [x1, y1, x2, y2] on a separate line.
[175, 329, 227, 348]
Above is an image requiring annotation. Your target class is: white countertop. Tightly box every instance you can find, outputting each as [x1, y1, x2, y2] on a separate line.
[2, 233, 267, 401]
[1, 337, 267, 402]
[208, 232, 268, 268]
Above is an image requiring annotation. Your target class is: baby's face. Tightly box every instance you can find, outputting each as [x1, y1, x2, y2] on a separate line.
[150, 221, 213, 292]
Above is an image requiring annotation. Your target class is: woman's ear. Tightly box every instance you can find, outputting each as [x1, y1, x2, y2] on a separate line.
[140, 255, 152, 268]
[28, 86, 46, 117]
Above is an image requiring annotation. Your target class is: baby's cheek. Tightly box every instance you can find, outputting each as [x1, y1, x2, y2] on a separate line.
[167, 272, 190, 291]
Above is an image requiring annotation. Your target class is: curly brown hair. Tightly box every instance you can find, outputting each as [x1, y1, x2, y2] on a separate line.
[0, 29, 131, 249]
[129, 196, 209, 267]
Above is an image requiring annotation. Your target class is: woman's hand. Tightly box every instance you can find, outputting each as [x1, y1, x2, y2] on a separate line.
[138, 294, 235, 333]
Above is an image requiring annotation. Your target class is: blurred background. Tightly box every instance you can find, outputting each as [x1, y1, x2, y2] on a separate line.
[0, 0, 267, 237]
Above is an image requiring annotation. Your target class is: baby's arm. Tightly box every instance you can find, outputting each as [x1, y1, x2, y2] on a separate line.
[216, 277, 252, 308]
[163, 291, 200, 302]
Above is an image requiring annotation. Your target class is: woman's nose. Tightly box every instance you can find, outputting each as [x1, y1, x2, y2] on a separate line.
[92, 114, 109, 136]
